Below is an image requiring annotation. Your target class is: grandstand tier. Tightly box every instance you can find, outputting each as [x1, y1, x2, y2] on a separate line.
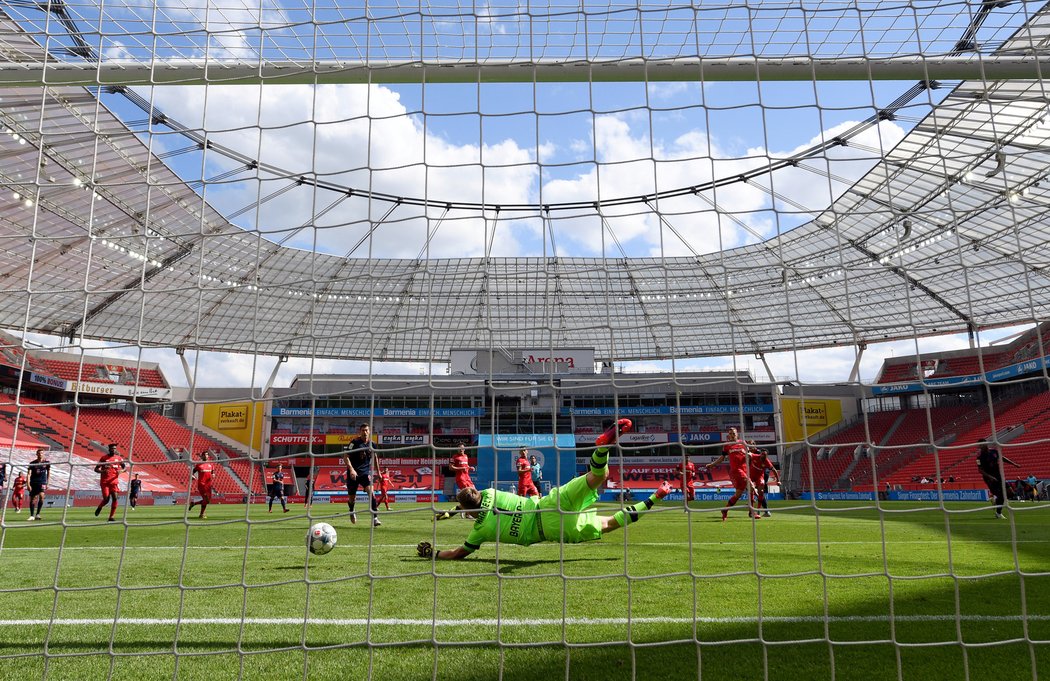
[141, 411, 261, 494]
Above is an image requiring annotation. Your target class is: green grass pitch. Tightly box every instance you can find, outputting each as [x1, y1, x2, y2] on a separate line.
[0, 500, 1047, 680]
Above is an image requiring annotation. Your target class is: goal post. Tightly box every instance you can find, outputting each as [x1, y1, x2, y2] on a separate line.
[2, 55, 1050, 86]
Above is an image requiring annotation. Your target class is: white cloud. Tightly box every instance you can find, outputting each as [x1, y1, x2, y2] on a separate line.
[146, 83, 538, 258]
[539, 113, 904, 257]
[647, 82, 695, 101]
[139, 79, 906, 262]
[152, 0, 290, 60]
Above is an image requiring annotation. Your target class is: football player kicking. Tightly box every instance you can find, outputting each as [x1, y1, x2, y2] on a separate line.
[418, 418, 671, 560]
[188, 451, 215, 519]
[706, 427, 758, 520]
[94, 444, 127, 522]
[749, 446, 779, 518]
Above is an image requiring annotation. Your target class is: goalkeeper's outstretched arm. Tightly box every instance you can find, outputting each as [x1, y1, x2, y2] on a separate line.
[435, 546, 469, 560]
[417, 541, 470, 560]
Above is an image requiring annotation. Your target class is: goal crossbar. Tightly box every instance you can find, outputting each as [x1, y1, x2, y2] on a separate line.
[2, 55, 1049, 86]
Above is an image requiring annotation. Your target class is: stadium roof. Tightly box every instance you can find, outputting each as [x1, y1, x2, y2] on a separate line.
[1, 4, 1050, 363]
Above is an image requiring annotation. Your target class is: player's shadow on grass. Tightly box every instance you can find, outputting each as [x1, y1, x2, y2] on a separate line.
[395, 555, 620, 574]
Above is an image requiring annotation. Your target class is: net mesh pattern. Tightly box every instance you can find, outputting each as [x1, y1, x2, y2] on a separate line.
[0, 1, 1048, 679]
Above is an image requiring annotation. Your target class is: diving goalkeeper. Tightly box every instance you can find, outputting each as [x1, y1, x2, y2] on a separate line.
[417, 418, 671, 560]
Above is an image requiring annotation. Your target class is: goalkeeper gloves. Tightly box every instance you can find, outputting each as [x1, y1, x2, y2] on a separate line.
[416, 541, 434, 558]
[434, 506, 460, 521]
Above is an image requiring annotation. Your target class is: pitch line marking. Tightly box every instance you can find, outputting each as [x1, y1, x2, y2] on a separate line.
[2, 615, 1048, 627]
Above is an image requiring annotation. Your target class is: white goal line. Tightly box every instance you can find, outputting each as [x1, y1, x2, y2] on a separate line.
[3, 615, 1048, 627]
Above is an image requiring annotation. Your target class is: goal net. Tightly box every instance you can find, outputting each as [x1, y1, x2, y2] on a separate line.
[0, 0, 1048, 678]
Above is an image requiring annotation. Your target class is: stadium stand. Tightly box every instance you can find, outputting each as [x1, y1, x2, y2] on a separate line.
[0, 398, 181, 492]
[141, 411, 261, 493]
[876, 362, 918, 383]
[7, 397, 109, 460]
[40, 360, 115, 383]
[0, 342, 47, 374]
[1002, 410, 1050, 480]
[75, 408, 190, 491]
[884, 391, 1050, 487]
[849, 405, 971, 488]
[800, 411, 900, 491]
[0, 446, 111, 492]
[925, 353, 1008, 379]
[874, 324, 1050, 386]
[0, 416, 44, 448]
[1, 399, 261, 494]
[35, 359, 169, 389]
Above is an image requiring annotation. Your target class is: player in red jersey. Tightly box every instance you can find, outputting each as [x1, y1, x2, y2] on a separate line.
[188, 450, 215, 519]
[748, 447, 780, 517]
[374, 468, 393, 511]
[11, 471, 26, 513]
[706, 427, 757, 520]
[449, 443, 475, 493]
[94, 444, 127, 522]
[678, 459, 697, 502]
[516, 448, 540, 498]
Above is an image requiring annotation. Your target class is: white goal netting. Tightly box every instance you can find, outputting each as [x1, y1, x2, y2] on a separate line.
[0, 1, 1049, 679]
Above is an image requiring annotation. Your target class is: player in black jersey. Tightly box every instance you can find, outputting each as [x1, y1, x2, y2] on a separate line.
[977, 441, 1021, 519]
[27, 448, 51, 521]
[128, 474, 142, 509]
[269, 464, 289, 513]
[342, 423, 381, 527]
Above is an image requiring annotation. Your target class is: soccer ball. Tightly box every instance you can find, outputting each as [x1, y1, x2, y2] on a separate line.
[307, 522, 337, 555]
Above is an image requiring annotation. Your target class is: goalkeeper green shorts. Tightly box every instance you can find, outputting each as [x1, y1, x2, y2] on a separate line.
[538, 474, 602, 543]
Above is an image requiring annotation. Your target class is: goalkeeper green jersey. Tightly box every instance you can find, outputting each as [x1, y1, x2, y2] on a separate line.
[462, 489, 541, 553]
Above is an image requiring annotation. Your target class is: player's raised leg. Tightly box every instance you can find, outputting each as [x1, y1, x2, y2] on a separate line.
[601, 481, 672, 532]
[588, 418, 633, 488]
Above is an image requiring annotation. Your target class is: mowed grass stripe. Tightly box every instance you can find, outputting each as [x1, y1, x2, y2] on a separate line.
[0, 502, 1046, 679]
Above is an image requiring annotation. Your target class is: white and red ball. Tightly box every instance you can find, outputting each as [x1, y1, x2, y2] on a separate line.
[308, 522, 337, 555]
